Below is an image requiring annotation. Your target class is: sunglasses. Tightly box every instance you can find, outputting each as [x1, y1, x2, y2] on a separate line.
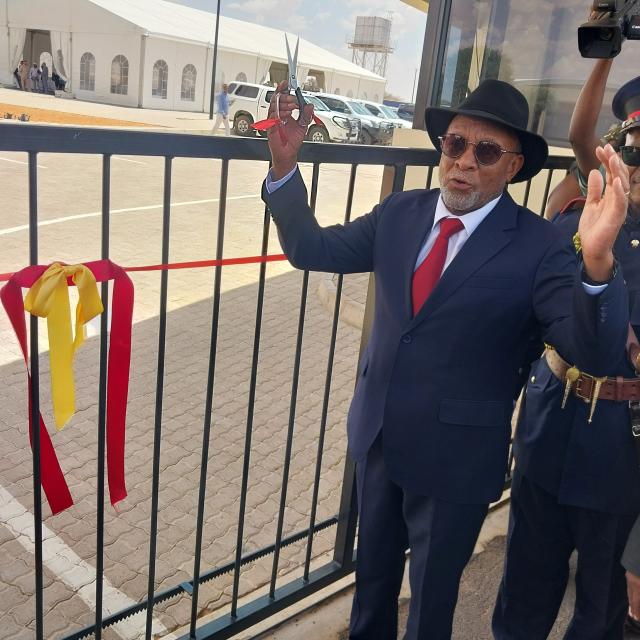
[621, 146, 640, 167]
[438, 133, 522, 166]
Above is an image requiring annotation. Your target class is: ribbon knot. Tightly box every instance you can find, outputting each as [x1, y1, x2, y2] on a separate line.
[24, 263, 104, 429]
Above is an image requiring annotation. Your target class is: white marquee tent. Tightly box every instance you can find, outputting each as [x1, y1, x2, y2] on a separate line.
[0, 0, 386, 112]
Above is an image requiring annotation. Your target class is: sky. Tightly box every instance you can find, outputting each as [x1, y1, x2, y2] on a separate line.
[169, 0, 428, 102]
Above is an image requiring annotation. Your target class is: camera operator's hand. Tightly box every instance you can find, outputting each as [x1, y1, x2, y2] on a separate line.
[579, 144, 631, 282]
[267, 81, 314, 180]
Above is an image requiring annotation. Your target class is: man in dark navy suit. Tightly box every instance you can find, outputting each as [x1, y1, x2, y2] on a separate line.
[493, 76, 640, 640]
[262, 79, 632, 639]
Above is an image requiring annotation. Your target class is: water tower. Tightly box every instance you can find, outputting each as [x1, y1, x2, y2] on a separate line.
[348, 15, 394, 78]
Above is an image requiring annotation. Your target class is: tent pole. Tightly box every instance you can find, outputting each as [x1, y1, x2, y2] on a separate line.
[208, 0, 221, 120]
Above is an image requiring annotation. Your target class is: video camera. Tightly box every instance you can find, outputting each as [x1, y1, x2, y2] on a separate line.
[578, 0, 640, 58]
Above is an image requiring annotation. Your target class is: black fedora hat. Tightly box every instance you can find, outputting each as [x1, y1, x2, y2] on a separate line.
[425, 79, 548, 183]
[613, 75, 640, 136]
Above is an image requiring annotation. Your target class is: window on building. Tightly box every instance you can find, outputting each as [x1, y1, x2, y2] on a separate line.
[80, 52, 95, 91]
[111, 55, 129, 95]
[235, 72, 247, 82]
[181, 64, 197, 101]
[436, 0, 638, 147]
[234, 84, 259, 99]
[153, 60, 169, 99]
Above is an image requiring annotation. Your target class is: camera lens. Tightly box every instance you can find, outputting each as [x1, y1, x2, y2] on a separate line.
[599, 27, 614, 40]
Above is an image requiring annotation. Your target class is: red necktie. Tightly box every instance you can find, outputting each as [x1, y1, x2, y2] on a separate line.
[412, 217, 464, 315]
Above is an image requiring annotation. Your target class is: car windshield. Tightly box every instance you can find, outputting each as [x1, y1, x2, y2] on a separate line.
[347, 101, 371, 116]
[379, 105, 399, 119]
[304, 95, 329, 111]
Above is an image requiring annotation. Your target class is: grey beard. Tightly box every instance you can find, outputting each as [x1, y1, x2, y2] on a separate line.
[440, 184, 506, 214]
[440, 186, 483, 213]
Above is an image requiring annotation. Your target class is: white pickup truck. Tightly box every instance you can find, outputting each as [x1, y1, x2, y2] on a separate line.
[226, 82, 360, 143]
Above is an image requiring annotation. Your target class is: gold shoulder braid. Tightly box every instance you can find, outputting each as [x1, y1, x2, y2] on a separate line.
[572, 232, 582, 254]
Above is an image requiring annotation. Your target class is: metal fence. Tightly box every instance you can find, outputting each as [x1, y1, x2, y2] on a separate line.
[0, 123, 573, 640]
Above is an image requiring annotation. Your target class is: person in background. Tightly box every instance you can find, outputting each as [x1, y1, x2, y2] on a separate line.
[12, 67, 21, 89]
[40, 61, 49, 95]
[19, 60, 28, 92]
[213, 84, 231, 136]
[29, 64, 39, 93]
[493, 71, 640, 640]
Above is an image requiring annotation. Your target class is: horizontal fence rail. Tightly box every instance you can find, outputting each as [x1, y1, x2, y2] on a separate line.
[0, 123, 573, 640]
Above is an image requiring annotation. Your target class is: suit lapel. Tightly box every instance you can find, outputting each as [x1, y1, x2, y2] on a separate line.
[407, 191, 519, 330]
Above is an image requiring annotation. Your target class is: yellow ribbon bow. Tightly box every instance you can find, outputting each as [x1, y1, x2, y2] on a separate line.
[24, 263, 104, 429]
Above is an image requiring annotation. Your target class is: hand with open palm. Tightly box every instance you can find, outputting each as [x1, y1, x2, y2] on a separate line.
[579, 144, 630, 282]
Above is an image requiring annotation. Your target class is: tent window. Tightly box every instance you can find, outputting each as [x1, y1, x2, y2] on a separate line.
[80, 52, 95, 91]
[111, 55, 129, 95]
[181, 64, 197, 101]
[153, 60, 169, 99]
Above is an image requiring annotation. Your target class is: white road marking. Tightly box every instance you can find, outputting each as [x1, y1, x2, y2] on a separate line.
[0, 484, 178, 640]
[0, 156, 47, 169]
[113, 156, 147, 165]
[0, 194, 261, 236]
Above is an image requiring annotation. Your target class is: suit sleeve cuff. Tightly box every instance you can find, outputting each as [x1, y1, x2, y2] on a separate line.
[265, 166, 299, 194]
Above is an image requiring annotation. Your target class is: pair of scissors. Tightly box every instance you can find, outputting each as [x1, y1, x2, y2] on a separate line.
[252, 34, 320, 136]
[285, 34, 306, 111]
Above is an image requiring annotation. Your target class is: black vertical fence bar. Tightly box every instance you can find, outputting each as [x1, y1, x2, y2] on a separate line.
[226, 194, 274, 603]
[189, 158, 229, 636]
[426, 165, 435, 190]
[540, 169, 554, 216]
[268, 163, 321, 599]
[28, 152, 44, 640]
[145, 156, 173, 639]
[303, 163, 358, 581]
[392, 164, 407, 193]
[95, 154, 111, 640]
[522, 178, 532, 209]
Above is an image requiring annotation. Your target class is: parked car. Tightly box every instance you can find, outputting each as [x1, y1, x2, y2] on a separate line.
[396, 103, 415, 122]
[314, 93, 395, 145]
[302, 93, 361, 143]
[226, 82, 360, 143]
[359, 100, 412, 129]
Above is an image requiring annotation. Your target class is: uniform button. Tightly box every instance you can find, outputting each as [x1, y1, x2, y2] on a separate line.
[401, 334, 412, 344]
[530, 376, 536, 384]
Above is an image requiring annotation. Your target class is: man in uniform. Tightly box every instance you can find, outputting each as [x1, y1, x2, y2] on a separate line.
[493, 76, 640, 639]
[263, 78, 631, 639]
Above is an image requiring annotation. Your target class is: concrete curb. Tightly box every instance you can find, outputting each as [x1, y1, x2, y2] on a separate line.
[317, 274, 364, 330]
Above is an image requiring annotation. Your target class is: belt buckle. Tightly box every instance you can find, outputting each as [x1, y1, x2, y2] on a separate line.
[574, 373, 592, 404]
[630, 400, 640, 437]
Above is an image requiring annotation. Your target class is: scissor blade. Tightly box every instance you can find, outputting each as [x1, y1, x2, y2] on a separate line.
[285, 34, 300, 90]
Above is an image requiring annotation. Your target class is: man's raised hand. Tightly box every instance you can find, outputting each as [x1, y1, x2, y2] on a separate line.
[578, 144, 630, 282]
[267, 81, 315, 180]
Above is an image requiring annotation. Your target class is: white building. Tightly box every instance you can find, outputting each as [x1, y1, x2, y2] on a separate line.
[0, 0, 386, 112]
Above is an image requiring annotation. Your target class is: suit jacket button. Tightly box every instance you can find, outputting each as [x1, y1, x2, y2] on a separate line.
[402, 334, 412, 344]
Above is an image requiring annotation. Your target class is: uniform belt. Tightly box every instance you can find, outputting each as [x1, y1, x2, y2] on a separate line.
[544, 348, 640, 405]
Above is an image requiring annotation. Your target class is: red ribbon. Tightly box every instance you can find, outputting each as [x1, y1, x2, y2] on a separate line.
[0, 253, 288, 283]
[0, 260, 133, 514]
